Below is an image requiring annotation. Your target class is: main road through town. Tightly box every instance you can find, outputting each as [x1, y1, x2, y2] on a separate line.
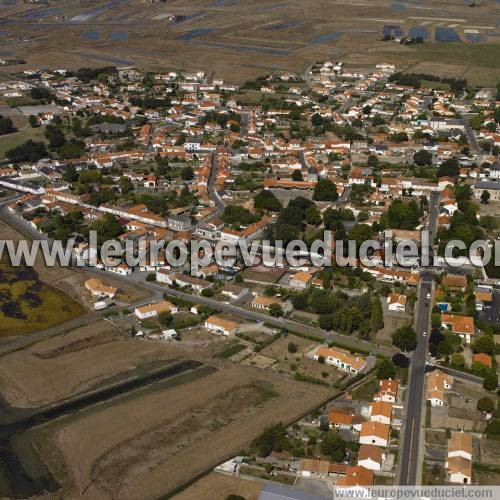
[397, 191, 440, 485]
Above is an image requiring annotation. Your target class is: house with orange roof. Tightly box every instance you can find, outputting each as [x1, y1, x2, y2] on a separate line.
[442, 274, 467, 291]
[313, 347, 366, 374]
[441, 314, 474, 343]
[447, 456, 472, 485]
[426, 370, 453, 406]
[357, 444, 385, 471]
[475, 288, 493, 311]
[446, 431, 473, 484]
[299, 459, 330, 478]
[447, 431, 472, 461]
[387, 293, 407, 312]
[204, 315, 239, 336]
[289, 271, 313, 291]
[369, 401, 393, 426]
[251, 295, 282, 311]
[328, 408, 365, 432]
[84, 278, 117, 299]
[359, 421, 390, 447]
[374, 379, 398, 404]
[134, 300, 178, 320]
[336, 466, 374, 488]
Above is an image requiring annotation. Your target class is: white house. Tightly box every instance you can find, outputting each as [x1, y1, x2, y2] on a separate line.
[369, 402, 393, 426]
[359, 421, 390, 448]
[134, 301, 178, 320]
[313, 347, 366, 374]
[357, 444, 385, 471]
[387, 293, 407, 313]
[204, 315, 238, 336]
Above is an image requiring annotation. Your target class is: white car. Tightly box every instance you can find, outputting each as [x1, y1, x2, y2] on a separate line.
[423, 331, 427, 337]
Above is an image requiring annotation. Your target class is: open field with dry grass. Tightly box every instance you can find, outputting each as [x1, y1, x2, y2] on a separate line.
[0, 0, 498, 84]
[0, 320, 178, 409]
[32, 366, 330, 499]
[260, 335, 346, 383]
[173, 471, 263, 500]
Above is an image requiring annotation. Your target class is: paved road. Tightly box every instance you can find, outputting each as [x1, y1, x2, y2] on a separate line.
[397, 191, 440, 486]
[0, 201, 395, 358]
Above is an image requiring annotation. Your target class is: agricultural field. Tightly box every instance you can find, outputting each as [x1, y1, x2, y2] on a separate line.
[0, 320, 178, 409]
[0, 0, 498, 84]
[32, 366, 330, 499]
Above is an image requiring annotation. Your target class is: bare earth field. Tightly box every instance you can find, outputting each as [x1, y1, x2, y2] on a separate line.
[173, 472, 263, 500]
[0, 320, 176, 408]
[0, 0, 498, 84]
[35, 366, 330, 499]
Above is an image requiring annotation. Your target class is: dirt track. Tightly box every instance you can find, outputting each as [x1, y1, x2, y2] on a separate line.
[42, 366, 331, 499]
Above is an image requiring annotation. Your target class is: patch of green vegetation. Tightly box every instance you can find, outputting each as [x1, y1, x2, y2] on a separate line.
[0, 125, 46, 156]
[215, 342, 247, 359]
[0, 257, 84, 336]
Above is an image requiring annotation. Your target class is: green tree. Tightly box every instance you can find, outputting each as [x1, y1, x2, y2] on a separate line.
[88, 214, 123, 245]
[438, 158, 459, 178]
[392, 325, 417, 351]
[483, 370, 498, 392]
[158, 311, 173, 327]
[377, 358, 396, 379]
[313, 179, 339, 202]
[268, 303, 284, 317]
[6, 140, 47, 163]
[450, 353, 465, 369]
[0, 116, 15, 135]
[305, 205, 322, 226]
[181, 165, 194, 180]
[253, 190, 282, 212]
[474, 335, 495, 355]
[292, 169, 304, 182]
[481, 190, 491, 204]
[477, 397, 494, 413]
[413, 149, 432, 166]
[370, 296, 384, 333]
[28, 115, 39, 128]
[320, 432, 346, 462]
[288, 342, 298, 353]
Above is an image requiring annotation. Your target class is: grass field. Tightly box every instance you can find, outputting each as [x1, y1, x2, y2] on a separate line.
[0, 125, 46, 156]
[0, 256, 84, 337]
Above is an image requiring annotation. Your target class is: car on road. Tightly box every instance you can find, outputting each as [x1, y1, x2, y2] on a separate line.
[423, 331, 427, 337]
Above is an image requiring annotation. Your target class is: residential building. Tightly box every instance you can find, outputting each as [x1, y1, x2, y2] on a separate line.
[441, 314, 474, 343]
[359, 421, 390, 447]
[426, 370, 453, 406]
[369, 402, 393, 425]
[374, 379, 398, 403]
[134, 301, 178, 320]
[205, 315, 239, 335]
[357, 444, 385, 471]
[289, 271, 313, 291]
[84, 278, 117, 299]
[387, 293, 407, 312]
[313, 347, 366, 374]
